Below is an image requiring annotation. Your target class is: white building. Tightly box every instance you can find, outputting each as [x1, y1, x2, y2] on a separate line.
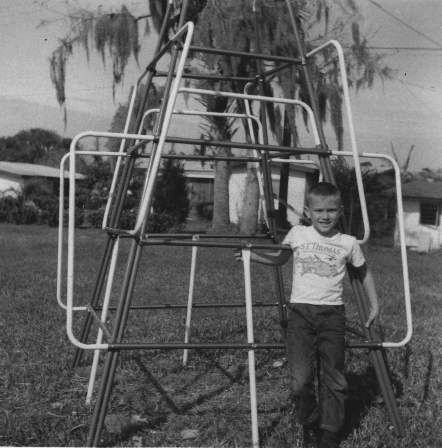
[0, 161, 85, 197]
[395, 180, 442, 251]
[229, 160, 318, 226]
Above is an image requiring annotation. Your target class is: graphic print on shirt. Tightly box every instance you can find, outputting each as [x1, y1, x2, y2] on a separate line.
[294, 242, 344, 278]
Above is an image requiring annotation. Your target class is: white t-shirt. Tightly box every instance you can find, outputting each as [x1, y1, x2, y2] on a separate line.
[282, 225, 366, 306]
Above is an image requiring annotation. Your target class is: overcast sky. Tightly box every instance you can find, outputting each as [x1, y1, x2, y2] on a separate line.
[1, 0, 442, 170]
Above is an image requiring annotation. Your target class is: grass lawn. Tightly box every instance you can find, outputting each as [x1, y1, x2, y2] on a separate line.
[0, 223, 441, 447]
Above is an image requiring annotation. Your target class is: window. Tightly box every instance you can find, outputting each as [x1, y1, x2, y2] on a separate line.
[420, 202, 440, 226]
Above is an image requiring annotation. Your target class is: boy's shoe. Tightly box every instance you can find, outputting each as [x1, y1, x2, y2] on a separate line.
[302, 423, 319, 448]
[318, 429, 340, 448]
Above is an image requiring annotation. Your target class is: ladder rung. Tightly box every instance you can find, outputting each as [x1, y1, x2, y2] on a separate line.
[189, 45, 302, 65]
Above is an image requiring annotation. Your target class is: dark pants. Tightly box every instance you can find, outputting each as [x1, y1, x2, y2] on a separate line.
[286, 303, 347, 433]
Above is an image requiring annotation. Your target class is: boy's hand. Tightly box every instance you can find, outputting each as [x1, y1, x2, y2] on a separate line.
[365, 304, 379, 328]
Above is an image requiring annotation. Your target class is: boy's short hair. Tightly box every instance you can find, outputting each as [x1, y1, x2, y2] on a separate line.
[306, 182, 341, 206]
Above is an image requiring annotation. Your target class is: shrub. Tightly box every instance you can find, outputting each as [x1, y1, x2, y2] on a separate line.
[152, 159, 190, 227]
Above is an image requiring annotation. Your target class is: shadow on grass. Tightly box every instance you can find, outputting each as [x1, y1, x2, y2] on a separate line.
[102, 354, 246, 445]
[341, 361, 404, 439]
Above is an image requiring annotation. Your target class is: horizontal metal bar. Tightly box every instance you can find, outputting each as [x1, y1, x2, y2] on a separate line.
[142, 233, 271, 239]
[107, 341, 383, 351]
[109, 342, 285, 350]
[140, 239, 291, 250]
[102, 228, 272, 239]
[155, 70, 255, 83]
[97, 302, 279, 311]
[158, 153, 262, 163]
[151, 136, 324, 155]
[189, 45, 302, 65]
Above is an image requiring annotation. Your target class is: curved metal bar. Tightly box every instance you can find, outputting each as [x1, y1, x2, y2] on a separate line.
[332, 151, 412, 348]
[66, 134, 154, 350]
[180, 86, 321, 144]
[307, 39, 370, 243]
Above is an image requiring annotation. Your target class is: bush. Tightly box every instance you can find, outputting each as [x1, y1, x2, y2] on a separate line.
[0, 195, 23, 224]
[153, 159, 190, 227]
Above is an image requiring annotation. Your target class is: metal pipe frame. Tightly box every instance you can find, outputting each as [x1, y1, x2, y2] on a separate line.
[59, 1, 410, 443]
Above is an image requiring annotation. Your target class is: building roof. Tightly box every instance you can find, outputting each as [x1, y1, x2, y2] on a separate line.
[0, 161, 85, 180]
[402, 180, 442, 201]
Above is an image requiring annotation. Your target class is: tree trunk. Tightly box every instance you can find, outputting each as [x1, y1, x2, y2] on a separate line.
[239, 163, 260, 233]
[211, 154, 230, 232]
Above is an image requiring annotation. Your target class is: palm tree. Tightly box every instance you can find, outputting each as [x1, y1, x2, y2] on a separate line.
[47, 0, 392, 231]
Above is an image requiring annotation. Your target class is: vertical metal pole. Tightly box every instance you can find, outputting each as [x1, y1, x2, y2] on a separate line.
[87, 2, 192, 445]
[252, 1, 287, 337]
[285, 0, 403, 434]
[86, 238, 120, 405]
[183, 235, 199, 366]
[242, 248, 259, 448]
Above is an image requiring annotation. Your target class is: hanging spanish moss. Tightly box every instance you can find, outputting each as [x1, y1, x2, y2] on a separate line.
[94, 5, 140, 98]
[49, 5, 141, 116]
[49, 40, 73, 128]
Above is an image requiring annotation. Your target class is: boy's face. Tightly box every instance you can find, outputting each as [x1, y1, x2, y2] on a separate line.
[305, 194, 342, 236]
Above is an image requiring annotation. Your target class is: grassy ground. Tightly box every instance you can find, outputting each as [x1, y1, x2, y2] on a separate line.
[0, 223, 441, 447]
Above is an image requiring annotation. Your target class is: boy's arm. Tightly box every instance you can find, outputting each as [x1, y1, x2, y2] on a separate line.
[353, 263, 379, 328]
[235, 248, 291, 266]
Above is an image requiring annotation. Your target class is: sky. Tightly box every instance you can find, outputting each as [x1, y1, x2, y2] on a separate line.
[1, 0, 442, 170]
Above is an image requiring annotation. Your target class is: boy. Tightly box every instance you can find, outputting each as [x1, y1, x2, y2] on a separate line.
[238, 182, 379, 448]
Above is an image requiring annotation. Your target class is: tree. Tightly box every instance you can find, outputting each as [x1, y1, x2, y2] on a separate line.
[193, 92, 238, 231]
[48, 1, 392, 232]
[0, 128, 71, 167]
